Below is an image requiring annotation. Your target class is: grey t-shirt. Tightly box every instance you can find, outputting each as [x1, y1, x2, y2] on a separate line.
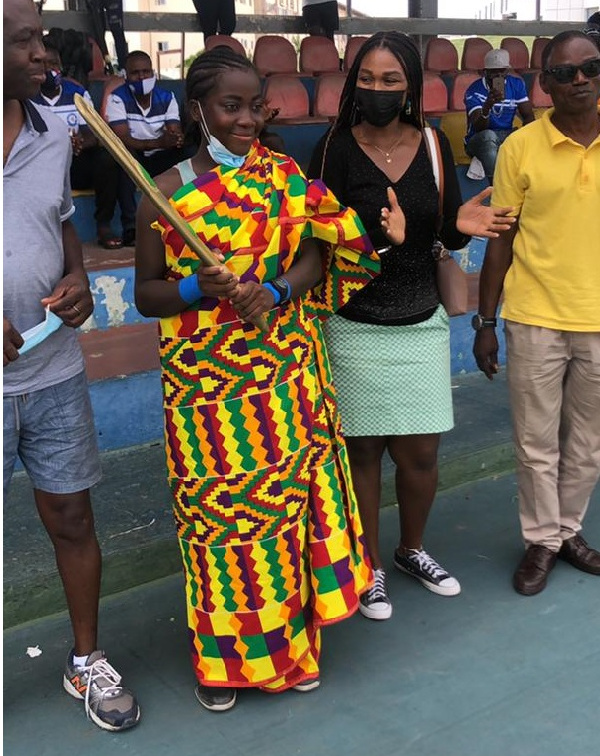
[3, 101, 84, 396]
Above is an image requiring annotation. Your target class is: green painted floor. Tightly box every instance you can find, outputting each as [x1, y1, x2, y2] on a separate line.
[4, 474, 599, 756]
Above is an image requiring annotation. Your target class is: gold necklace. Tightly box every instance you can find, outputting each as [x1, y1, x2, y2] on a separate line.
[360, 136, 403, 164]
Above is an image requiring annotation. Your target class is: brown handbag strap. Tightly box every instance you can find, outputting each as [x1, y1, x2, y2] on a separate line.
[423, 126, 444, 228]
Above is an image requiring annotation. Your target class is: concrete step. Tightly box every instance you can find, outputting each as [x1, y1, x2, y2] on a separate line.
[3, 371, 513, 628]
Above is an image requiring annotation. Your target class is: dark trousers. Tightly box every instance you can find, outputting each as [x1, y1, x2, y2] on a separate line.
[70, 146, 119, 229]
[302, 1, 339, 40]
[192, 0, 236, 42]
[118, 148, 184, 231]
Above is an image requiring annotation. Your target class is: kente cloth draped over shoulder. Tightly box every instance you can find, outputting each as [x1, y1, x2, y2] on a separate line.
[153, 142, 379, 691]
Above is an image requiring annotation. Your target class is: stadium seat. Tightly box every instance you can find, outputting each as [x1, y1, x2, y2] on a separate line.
[439, 112, 469, 165]
[423, 72, 448, 114]
[313, 72, 346, 118]
[343, 36, 368, 71]
[424, 37, 459, 74]
[530, 37, 550, 70]
[299, 37, 340, 75]
[253, 36, 298, 76]
[500, 37, 530, 71]
[204, 35, 246, 57]
[263, 75, 309, 121]
[461, 37, 493, 72]
[529, 72, 552, 108]
[448, 71, 479, 111]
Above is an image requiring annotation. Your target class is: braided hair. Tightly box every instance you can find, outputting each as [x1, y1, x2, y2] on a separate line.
[186, 46, 256, 103]
[184, 47, 258, 145]
[335, 31, 424, 135]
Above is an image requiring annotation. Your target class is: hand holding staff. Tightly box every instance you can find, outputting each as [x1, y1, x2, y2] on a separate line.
[73, 93, 268, 333]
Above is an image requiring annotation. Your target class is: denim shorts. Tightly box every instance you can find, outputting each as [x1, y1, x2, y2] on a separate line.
[3, 371, 102, 496]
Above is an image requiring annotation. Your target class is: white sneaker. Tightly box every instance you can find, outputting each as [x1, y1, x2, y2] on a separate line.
[359, 568, 392, 620]
[394, 548, 461, 596]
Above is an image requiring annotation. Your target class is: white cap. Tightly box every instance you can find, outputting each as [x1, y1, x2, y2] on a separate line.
[484, 49, 510, 70]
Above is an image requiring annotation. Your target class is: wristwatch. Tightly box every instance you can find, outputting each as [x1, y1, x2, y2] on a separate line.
[269, 276, 292, 305]
[471, 314, 497, 331]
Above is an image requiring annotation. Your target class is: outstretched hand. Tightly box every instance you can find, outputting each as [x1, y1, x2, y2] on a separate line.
[380, 187, 406, 246]
[457, 187, 515, 238]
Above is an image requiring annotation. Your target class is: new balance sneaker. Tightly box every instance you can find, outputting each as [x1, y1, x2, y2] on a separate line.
[394, 548, 461, 596]
[293, 677, 321, 692]
[195, 684, 237, 712]
[63, 649, 140, 732]
[359, 568, 393, 620]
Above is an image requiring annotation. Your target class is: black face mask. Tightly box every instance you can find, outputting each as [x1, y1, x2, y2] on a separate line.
[355, 87, 406, 127]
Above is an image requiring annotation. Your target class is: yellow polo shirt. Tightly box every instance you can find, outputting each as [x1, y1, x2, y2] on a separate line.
[492, 108, 600, 331]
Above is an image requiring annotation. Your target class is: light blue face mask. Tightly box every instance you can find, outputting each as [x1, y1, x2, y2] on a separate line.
[18, 308, 63, 355]
[194, 101, 248, 169]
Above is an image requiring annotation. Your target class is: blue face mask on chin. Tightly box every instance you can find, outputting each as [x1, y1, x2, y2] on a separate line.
[128, 75, 156, 97]
[194, 101, 248, 169]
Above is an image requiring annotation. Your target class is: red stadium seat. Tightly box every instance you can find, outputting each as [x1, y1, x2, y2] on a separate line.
[449, 71, 479, 111]
[530, 37, 551, 70]
[253, 35, 298, 76]
[313, 72, 346, 118]
[423, 72, 448, 114]
[88, 36, 109, 81]
[263, 75, 309, 121]
[529, 72, 552, 108]
[500, 37, 530, 71]
[204, 35, 246, 57]
[299, 37, 340, 75]
[343, 36, 368, 72]
[424, 37, 459, 74]
[461, 37, 493, 72]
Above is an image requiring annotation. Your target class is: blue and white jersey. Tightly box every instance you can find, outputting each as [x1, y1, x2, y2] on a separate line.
[32, 79, 93, 134]
[464, 75, 529, 144]
[105, 83, 180, 156]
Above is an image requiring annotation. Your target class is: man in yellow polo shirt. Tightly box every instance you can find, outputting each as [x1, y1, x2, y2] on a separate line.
[473, 30, 600, 596]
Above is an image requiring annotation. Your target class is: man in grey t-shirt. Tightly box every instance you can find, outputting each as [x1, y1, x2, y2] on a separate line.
[3, 0, 139, 732]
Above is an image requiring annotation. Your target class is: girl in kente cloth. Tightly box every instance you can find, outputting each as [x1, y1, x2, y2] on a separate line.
[134, 47, 404, 712]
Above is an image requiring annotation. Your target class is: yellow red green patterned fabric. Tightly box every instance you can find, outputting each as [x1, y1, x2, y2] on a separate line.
[152, 143, 379, 690]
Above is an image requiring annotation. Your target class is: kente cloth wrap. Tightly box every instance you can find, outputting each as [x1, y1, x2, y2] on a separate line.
[153, 143, 380, 690]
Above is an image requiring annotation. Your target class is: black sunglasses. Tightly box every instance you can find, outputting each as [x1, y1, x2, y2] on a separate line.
[543, 58, 600, 83]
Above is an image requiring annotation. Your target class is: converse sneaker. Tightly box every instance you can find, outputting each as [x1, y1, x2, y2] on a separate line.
[359, 568, 393, 620]
[63, 649, 140, 732]
[293, 677, 321, 692]
[394, 548, 461, 596]
[195, 684, 237, 712]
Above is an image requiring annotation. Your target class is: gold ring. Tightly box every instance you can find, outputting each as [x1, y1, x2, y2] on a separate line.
[72, 304, 81, 315]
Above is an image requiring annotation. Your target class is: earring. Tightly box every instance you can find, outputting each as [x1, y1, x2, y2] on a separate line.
[404, 98, 412, 116]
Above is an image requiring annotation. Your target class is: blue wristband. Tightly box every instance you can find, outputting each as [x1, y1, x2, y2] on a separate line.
[262, 282, 281, 305]
[178, 274, 202, 304]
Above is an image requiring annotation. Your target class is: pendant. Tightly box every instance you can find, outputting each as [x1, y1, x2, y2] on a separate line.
[385, 156, 392, 163]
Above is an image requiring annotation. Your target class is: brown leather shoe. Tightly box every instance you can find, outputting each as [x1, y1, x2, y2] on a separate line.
[558, 534, 600, 575]
[513, 545, 557, 596]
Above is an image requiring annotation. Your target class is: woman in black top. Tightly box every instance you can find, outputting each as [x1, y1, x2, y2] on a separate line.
[308, 31, 513, 619]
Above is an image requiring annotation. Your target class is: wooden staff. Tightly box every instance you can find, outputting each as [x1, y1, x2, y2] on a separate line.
[74, 93, 268, 333]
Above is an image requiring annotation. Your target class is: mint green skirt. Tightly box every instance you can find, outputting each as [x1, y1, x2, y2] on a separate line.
[322, 306, 454, 437]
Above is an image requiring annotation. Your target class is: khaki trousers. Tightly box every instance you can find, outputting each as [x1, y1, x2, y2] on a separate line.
[505, 322, 600, 551]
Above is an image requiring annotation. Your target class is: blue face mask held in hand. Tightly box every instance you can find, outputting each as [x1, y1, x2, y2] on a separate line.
[17, 308, 63, 355]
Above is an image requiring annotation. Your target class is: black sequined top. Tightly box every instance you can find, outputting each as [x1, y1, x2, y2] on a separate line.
[307, 128, 470, 325]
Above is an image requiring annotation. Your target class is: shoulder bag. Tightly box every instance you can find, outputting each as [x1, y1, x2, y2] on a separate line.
[423, 127, 468, 317]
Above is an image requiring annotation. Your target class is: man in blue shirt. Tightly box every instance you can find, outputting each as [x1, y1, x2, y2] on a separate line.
[33, 40, 123, 249]
[106, 50, 184, 245]
[464, 48, 535, 182]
